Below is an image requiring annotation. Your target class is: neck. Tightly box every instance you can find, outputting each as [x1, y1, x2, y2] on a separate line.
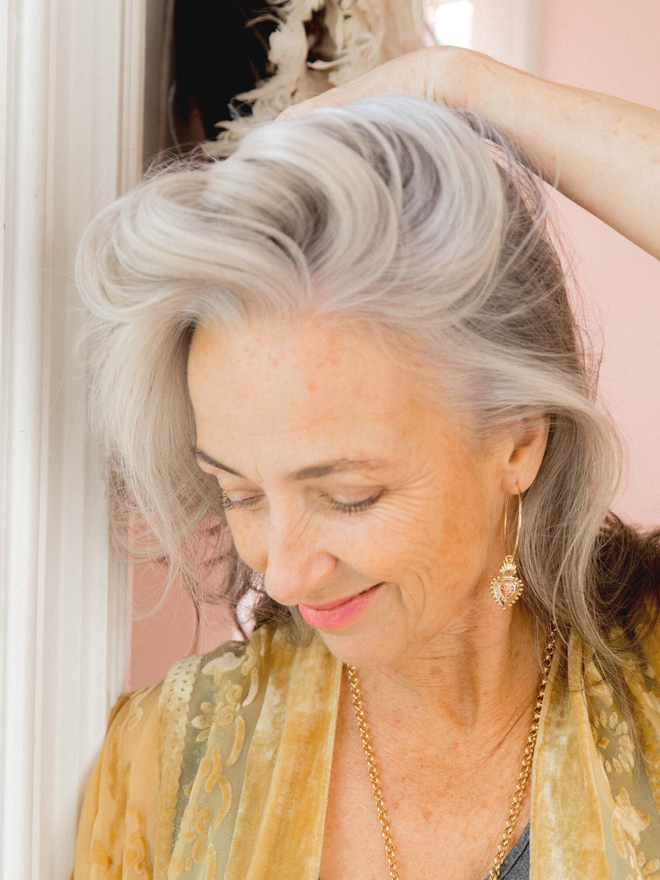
[351, 606, 548, 748]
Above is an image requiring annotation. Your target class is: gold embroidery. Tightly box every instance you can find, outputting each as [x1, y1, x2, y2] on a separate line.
[107, 740, 126, 850]
[192, 807, 212, 862]
[125, 684, 159, 733]
[592, 708, 636, 775]
[155, 654, 203, 877]
[629, 850, 660, 879]
[585, 658, 615, 706]
[203, 844, 217, 880]
[240, 649, 259, 707]
[91, 838, 113, 871]
[125, 805, 154, 877]
[169, 853, 184, 876]
[585, 653, 636, 776]
[169, 636, 263, 875]
[226, 715, 245, 767]
[178, 803, 214, 870]
[74, 616, 660, 879]
[190, 701, 216, 741]
[192, 652, 250, 743]
[613, 788, 654, 878]
[212, 779, 232, 829]
[563, 620, 660, 879]
[200, 746, 224, 794]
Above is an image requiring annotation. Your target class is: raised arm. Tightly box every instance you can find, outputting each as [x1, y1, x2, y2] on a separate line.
[279, 47, 660, 260]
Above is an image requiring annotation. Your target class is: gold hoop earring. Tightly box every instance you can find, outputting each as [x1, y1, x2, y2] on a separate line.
[489, 483, 525, 610]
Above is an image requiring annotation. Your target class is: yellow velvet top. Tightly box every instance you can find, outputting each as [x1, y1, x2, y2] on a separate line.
[72, 596, 660, 880]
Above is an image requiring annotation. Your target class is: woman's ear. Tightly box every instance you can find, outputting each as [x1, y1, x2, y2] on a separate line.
[500, 412, 551, 494]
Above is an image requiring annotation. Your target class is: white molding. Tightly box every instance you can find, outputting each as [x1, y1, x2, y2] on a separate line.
[471, 0, 540, 73]
[0, 0, 145, 876]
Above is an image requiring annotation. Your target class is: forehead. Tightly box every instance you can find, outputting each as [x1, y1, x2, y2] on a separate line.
[190, 316, 418, 411]
[186, 315, 461, 465]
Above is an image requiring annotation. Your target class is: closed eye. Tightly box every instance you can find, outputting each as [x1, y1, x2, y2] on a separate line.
[219, 491, 383, 515]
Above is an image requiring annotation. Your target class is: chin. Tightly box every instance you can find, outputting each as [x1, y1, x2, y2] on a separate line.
[318, 626, 403, 671]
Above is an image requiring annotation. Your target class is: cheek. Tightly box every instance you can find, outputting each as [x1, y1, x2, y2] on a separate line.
[223, 516, 266, 572]
[316, 502, 446, 586]
[221, 474, 494, 587]
[374, 478, 493, 591]
[225, 506, 411, 581]
[426, 479, 495, 593]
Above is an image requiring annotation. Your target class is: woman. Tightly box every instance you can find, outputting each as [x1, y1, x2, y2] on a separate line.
[72, 47, 660, 880]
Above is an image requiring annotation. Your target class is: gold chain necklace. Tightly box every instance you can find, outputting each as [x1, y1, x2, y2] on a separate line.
[346, 620, 558, 880]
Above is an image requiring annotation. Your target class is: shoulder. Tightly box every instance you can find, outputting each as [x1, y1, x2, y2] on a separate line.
[101, 621, 287, 760]
[167, 624, 341, 875]
[96, 678, 165, 779]
[72, 625, 285, 877]
[72, 678, 165, 877]
[159, 622, 282, 737]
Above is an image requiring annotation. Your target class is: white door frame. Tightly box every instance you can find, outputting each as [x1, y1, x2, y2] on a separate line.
[0, 0, 146, 876]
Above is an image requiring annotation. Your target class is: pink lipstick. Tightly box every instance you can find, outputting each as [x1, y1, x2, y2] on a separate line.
[299, 583, 384, 629]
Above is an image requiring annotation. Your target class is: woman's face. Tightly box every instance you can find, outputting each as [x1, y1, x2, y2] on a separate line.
[187, 314, 548, 669]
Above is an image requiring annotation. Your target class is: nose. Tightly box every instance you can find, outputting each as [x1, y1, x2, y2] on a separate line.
[251, 504, 338, 607]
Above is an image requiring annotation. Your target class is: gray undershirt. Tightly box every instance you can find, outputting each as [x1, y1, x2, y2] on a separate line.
[482, 819, 530, 880]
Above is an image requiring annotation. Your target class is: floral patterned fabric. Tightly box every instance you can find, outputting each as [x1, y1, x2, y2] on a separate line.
[72, 594, 660, 880]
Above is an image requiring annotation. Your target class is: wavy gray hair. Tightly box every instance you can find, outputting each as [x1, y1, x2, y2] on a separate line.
[76, 95, 660, 759]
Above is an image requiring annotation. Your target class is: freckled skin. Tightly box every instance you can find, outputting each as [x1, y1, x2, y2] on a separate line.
[187, 313, 550, 737]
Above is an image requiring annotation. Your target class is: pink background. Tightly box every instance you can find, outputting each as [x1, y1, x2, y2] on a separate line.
[126, 1, 660, 691]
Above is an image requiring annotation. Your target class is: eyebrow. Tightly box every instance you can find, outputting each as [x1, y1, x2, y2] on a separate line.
[193, 447, 389, 481]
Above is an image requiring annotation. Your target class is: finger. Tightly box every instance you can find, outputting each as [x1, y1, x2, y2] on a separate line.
[277, 74, 380, 122]
[276, 93, 341, 122]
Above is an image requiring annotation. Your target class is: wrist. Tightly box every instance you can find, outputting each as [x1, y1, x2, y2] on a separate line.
[422, 46, 502, 111]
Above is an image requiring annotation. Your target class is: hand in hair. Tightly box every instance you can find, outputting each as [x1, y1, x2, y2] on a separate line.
[278, 46, 660, 261]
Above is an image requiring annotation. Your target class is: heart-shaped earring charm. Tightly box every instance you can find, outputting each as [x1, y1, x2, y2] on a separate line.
[490, 555, 524, 609]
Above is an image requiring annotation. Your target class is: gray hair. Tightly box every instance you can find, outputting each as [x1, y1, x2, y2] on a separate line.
[76, 95, 660, 758]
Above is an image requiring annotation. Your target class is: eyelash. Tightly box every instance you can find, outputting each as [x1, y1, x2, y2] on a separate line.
[218, 491, 382, 515]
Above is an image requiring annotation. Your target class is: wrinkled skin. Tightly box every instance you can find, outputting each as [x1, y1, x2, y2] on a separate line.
[188, 313, 550, 737]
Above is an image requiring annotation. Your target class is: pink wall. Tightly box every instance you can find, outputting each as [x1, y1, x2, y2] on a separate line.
[127, 563, 239, 691]
[537, 0, 660, 528]
[127, 2, 660, 691]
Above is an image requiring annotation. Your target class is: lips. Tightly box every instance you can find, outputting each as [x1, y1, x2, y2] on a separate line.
[298, 583, 384, 629]
[303, 584, 382, 611]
